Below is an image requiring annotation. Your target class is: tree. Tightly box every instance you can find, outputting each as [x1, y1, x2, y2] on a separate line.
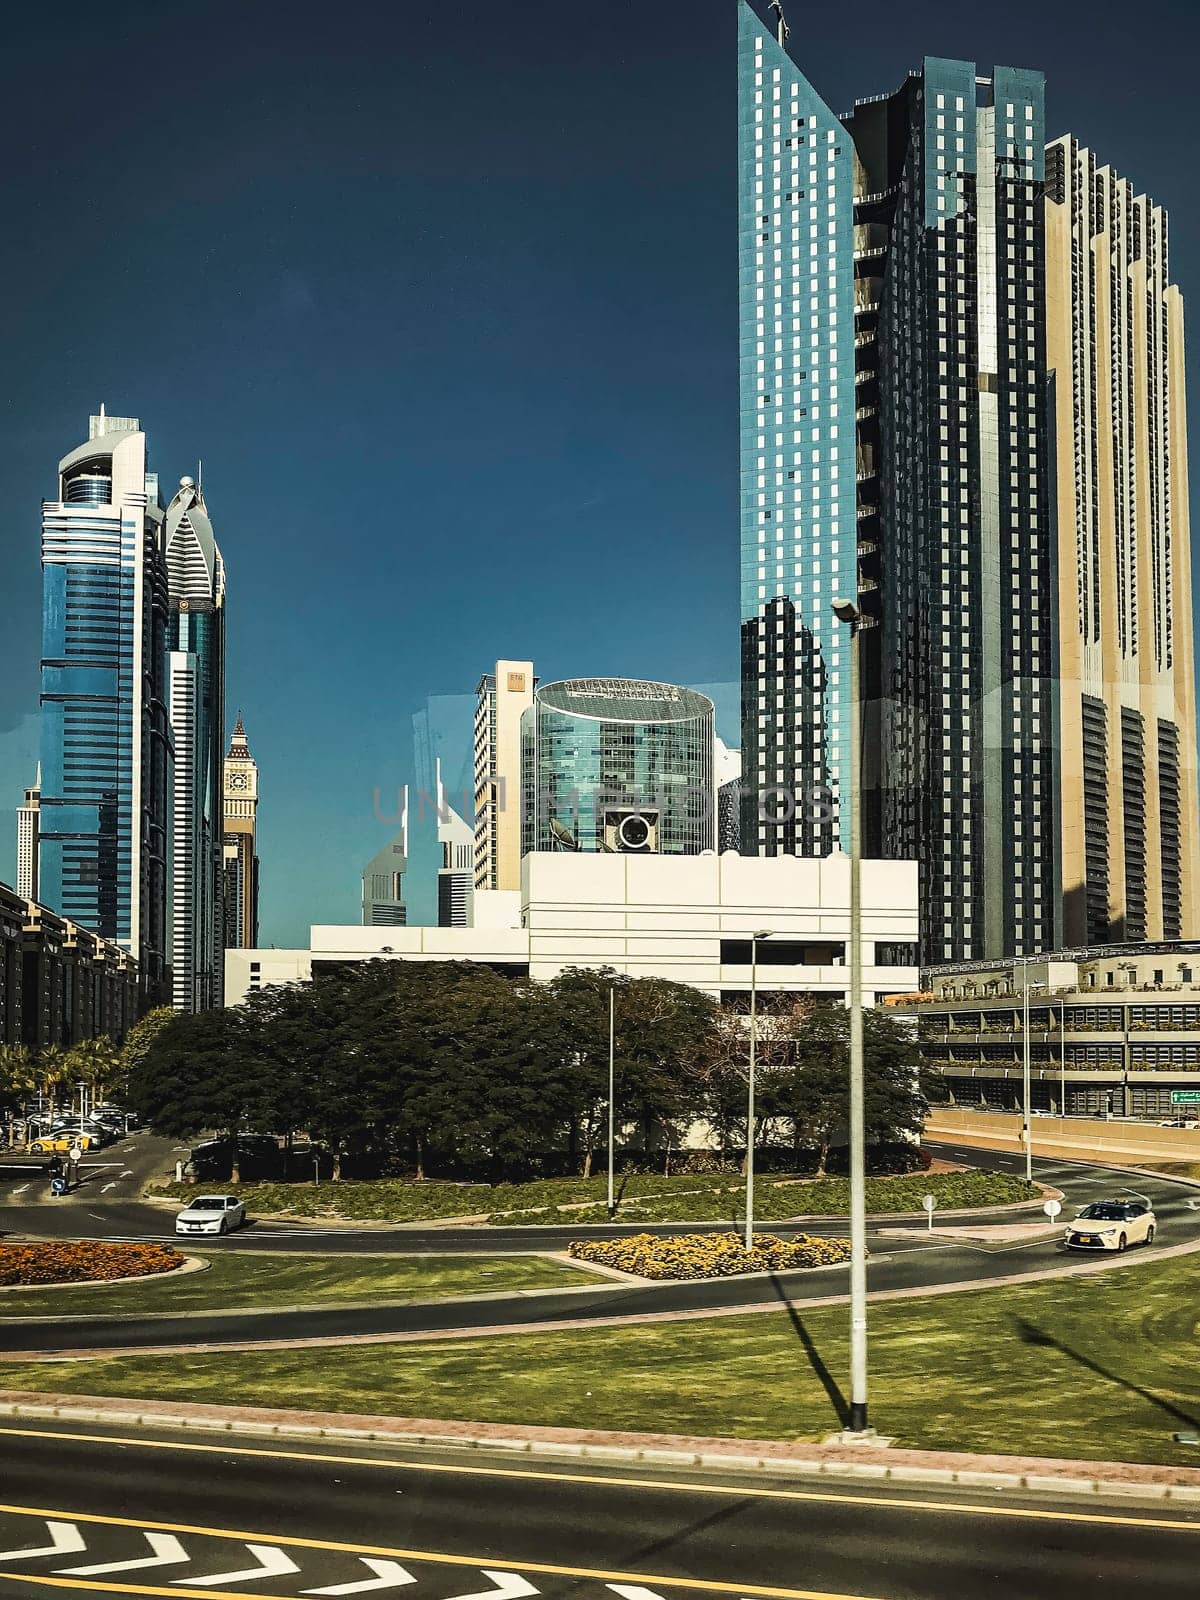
[767, 1003, 927, 1174]
[127, 1008, 283, 1177]
[119, 1008, 176, 1089]
[36, 1046, 71, 1117]
[65, 1036, 121, 1109]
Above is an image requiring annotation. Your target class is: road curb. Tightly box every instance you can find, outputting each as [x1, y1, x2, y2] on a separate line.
[1, 1394, 1199, 1504]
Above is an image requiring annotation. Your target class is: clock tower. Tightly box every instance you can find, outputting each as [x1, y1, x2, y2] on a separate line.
[222, 714, 259, 948]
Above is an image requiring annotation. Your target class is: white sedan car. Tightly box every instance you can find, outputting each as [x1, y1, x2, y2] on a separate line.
[1065, 1199, 1156, 1252]
[175, 1194, 247, 1237]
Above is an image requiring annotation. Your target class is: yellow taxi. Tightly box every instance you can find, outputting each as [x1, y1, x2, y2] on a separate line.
[28, 1131, 100, 1154]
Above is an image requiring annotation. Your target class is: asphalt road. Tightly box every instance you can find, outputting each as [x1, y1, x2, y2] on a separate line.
[1, 1147, 1197, 1357]
[0, 1417, 1195, 1600]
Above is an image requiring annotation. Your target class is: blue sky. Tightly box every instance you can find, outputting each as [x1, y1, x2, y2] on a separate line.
[1, 0, 1197, 945]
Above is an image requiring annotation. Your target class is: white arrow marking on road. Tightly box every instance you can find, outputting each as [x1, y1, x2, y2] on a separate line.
[0, 1521, 86, 1563]
[439, 1573, 538, 1600]
[175, 1544, 300, 1586]
[102, 1184, 117, 1193]
[12, 1186, 28, 1196]
[1186, 1199, 1200, 1211]
[303, 1557, 417, 1594]
[60, 1532, 188, 1576]
[121, 1170, 135, 1178]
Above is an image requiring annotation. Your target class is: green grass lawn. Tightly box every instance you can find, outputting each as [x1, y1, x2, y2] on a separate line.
[150, 1169, 1034, 1225]
[5, 1250, 1198, 1467]
[0, 1252, 590, 1321]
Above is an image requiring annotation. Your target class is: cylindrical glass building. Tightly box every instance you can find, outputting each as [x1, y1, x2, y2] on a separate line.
[521, 679, 715, 856]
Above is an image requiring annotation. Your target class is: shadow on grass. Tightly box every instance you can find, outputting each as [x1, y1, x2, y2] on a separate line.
[768, 1271, 849, 1427]
[1014, 1317, 1200, 1433]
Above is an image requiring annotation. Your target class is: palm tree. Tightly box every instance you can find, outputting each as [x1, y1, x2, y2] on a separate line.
[0, 1045, 36, 1141]
[36, 1045, 71, 1119]
[65, 1036, 121, 1113]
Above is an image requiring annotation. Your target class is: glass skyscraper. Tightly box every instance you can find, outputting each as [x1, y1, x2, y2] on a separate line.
[165, 475, 226, 1010]
[738, 0, 857, 858]
[38, 411, 172, 999]
[523, 680, 715, 856]
[738, 3, 1058, 962]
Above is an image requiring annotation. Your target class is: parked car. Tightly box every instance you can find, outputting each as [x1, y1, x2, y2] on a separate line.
[28, 1131, 101, 1154]
[1065, 1199, 1156, 1252]
[175, 1195, 248, 1237]
[1159, 1117, 1200, 1130]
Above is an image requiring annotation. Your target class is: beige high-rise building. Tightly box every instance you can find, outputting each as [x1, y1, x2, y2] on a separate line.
[222, 714, 260, 949]
[1046, 136, 1199, 944]
[473, 661, 534, 891]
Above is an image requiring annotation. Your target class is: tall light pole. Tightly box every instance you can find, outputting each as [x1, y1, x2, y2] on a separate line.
[832, 596, 867, 1434]
[744, 929, 773, 1250]
[1059, 999, 1067, 1122]
[607, 985, 616, 1220]
[1119, 961, 1138, 1118]
[1024, 960, 1043, 1190]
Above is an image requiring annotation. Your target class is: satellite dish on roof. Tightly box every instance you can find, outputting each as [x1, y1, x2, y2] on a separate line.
[549, 817, 579, 850]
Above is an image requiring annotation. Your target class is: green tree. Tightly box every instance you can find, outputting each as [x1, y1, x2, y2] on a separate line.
[36, 1045, 71, 1118]
[119, 1007, 176, 1088]
[65, 1036, 121, 1109]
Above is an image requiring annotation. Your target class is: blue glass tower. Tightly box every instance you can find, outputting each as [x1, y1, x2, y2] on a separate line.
[38, 412, 172, 999]
[737, 1, 858, 856]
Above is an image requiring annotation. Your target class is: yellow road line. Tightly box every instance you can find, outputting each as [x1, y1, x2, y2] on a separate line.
[0, 1428, 1198, 1536]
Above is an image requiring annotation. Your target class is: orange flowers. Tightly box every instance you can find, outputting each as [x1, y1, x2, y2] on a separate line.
[0, 1242, 184, 1287]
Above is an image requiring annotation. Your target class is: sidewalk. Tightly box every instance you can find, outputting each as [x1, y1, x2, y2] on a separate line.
[3, 1389, 1199, 1502]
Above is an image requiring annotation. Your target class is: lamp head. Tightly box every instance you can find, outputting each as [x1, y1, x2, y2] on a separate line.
[831, 597, 860, 624]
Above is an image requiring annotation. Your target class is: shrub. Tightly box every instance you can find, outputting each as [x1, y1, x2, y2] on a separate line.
[568, 1230, 852, 1281]
[0, 1242, 184, 1288]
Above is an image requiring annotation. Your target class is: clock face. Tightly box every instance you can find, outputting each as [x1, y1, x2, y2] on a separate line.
[228, 772, 250, 792]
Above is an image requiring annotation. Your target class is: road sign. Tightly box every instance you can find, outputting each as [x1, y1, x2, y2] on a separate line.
[1170, 1090, 1200, 1105]
[1043, 1198, 1062, 1220]
[68, 1143, 83, 1164]
[921, 1193, 936, 1230]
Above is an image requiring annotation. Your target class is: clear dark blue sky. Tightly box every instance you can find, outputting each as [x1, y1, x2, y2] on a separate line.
[1, 0, 1196, 945]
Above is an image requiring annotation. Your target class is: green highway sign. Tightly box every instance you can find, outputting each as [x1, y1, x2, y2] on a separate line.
[1170, 1090, 1200, 1105]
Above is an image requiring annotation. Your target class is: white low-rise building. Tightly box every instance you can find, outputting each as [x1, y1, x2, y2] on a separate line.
[226, 851, 920, 1006]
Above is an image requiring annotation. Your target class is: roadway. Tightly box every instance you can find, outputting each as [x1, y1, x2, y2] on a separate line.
[0, 1417, 1194, 1600]
[2, 1144, 1198, 1358]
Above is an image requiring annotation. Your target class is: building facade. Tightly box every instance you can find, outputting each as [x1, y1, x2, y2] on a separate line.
[473, 660, 534, 892]
[222, 715, 259, 949]
[16, 767, 40, 903]
[37, 411, 172, 1001]
[521, 679, 715, 856]
[846, 58, 1055, 964]
[738, 3, 858, 859]
[0, 879, 139, 1050]
[1045, 137, 1200, 947]
[226, 850, 920, 1008]
[903, 945, 1200, 1119]
[362, 789, 408, 927]
[165, 476, 226, 1011]
[436, 759, 473, 928]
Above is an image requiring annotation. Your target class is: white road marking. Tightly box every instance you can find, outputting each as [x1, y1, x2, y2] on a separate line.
[304, 1557, 417, 1594]
[101, 1184, 117, 1193]
[60, 1531, 189, 1575]
[11, 1186, 28, 1197]
[439, 1574, 538, 1600]
[0, 1520, 86, 1562]
[175, 1542, 300, 1586]
[121, 1171, 135, 1178]
[608, 1588, 666, 1600]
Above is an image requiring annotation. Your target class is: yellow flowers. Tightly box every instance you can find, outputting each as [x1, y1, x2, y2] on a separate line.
[568, 1231, 853, 1281]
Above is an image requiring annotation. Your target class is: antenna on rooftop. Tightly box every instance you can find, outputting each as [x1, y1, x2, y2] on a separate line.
[769, 0, 789, 45]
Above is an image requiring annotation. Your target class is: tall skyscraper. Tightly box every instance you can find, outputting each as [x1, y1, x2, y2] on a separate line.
[1045, 138, 1200, 944]
[473, 660, 534, 891]
[436, 760, 473, 927]
[738, 2, 857, 860]
[38, 410, 172, 997]
[362, 789, 407, 926]
[846, 57, 1054, 963]
[16, 766, 40, 902]
[165, 476, 226, 1010]
[738, 3, 1057, 962]
[222, 715, 259, 949]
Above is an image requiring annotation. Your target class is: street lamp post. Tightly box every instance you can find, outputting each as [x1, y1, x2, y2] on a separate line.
[744, 930, 772, 1251]
[1118, 962, 1138, 1119]
[607, 985, 616, 1220]
[832, 596, 867, 1434]
[1020, 968, 1047, 1184]
[1059, 1000, 1067, 1122]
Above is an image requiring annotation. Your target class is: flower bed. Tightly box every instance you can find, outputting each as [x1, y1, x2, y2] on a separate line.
[567, 1230, 852, 1281]
[0, 1242, 184, 1288]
